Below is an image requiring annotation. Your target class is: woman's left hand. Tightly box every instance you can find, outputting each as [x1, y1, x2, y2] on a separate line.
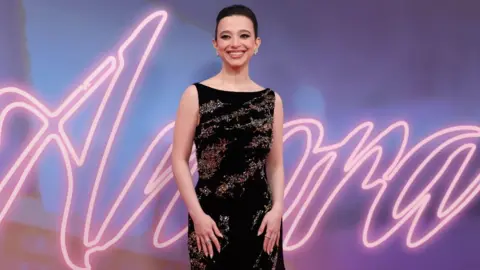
[257, 208, 283, 254]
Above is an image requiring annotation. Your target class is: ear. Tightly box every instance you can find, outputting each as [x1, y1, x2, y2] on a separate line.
[212, 38, 218, 51]
[255, 37, 262, 51]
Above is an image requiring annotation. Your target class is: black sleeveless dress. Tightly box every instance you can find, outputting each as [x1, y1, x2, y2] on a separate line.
[187, 83, 285, 270]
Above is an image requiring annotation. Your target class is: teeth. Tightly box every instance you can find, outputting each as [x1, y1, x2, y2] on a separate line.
[229, 52, 244, 57]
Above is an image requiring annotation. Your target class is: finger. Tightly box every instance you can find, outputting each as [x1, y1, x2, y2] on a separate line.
[203, 235, 214, 258]
[258, 218, 267, 236]
[263, 236, 268, 252]
[266, 232, 273, 253]
[268, 233, 277, 253]
[263, 231, 271, 252]
[276, 233, 280, 246]
[200, 237, 209, 257]
[209, 232, 221, 253]
[195, 235, 201, 251]
[212, 223, 223, 238]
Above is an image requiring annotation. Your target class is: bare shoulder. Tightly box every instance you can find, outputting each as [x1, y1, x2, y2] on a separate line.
[182, 84, 198, 99]
[178, 84, 199, 108]
[173, 85, 199, 157]
[271, 90, 283, 107]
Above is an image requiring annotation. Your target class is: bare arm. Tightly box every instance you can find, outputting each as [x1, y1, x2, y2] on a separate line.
[172, 85, 204, 220]
[266, 92, 285, 213]
[259, 92, 285, 253]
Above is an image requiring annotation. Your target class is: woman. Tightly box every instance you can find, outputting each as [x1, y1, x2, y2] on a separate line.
[172, 4, 286, 269]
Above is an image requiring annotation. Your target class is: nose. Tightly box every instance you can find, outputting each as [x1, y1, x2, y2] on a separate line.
[231, 36, 240, 46]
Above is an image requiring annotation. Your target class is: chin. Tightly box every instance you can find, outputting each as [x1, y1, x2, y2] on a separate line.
[225, 57, 250, 68]
[227, 61, 247, 68]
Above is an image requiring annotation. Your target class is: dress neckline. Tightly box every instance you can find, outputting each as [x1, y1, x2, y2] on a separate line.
[197, 83, 269, 94]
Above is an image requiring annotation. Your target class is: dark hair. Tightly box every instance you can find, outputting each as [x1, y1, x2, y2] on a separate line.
[215, 4, 258, 39]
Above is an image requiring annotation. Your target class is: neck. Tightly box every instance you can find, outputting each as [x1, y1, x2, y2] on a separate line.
[217, 63, 250, 86]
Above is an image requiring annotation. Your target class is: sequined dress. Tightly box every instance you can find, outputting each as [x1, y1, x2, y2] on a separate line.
[187, 83, 285, 270]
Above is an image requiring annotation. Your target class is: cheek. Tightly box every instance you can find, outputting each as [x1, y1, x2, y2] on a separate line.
[216, 41, 229, 51]
[246, 40, 257, 48]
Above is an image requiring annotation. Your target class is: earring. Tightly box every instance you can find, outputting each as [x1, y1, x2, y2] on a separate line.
[216, 51, 219, 56]
[254, 49, 258, 55]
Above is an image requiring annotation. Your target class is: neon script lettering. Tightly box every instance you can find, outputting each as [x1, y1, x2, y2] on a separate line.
[0, 10, 479, 270]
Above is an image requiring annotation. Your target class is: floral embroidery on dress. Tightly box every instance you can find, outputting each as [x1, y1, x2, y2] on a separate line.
[200, 91, 273, 132]
[215, 181, 235, 198]
[197, 186, 212, 200]
[252, 246, 280, 270]
[197, 124, 219, 140]
[199, 99, 225, 114]
[218, 215, 231, 248]
[216, 158, 266, 198]
[188, 231, 208, 270]
[197, 138, 229, 179]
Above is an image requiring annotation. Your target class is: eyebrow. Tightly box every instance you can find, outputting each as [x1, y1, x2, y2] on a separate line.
[219, 29, 252, 35]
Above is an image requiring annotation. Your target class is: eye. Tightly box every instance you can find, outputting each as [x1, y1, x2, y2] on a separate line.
[220, 35, 230, 40]
[240, 34, 250, 39]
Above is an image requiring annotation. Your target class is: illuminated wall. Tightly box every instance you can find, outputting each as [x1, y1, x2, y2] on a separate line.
[1, 0, 480, 269]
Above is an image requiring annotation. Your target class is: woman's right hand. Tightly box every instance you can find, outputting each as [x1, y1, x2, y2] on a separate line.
[193, 212, 223, 258]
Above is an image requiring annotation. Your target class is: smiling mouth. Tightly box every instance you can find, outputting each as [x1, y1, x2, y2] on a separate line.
[227, 51, 246, 58]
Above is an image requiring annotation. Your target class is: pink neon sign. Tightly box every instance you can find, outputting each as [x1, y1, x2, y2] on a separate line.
[0, 10, 479, 270]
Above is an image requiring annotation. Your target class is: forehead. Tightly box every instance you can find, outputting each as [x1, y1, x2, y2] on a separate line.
[217, 15, 254, 33]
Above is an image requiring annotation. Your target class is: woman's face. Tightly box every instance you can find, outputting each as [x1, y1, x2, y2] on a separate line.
[213, 15, 260, 69]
